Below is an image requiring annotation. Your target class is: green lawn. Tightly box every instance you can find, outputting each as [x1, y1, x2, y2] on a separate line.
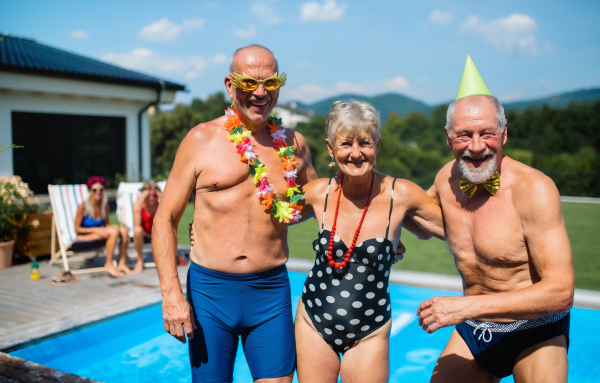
[123, 202, 600, 291]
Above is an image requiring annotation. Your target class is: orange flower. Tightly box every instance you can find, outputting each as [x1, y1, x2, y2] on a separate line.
[281, 155, 299, 171]
[240, 153, 248, 163]
[224, 113, 242, 132]
[268, 120, 279, 134]
[261, 194, 274, 210]
[291, 203, 303, 212]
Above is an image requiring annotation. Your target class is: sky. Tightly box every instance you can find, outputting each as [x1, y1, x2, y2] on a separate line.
[2, 0, 600, 106]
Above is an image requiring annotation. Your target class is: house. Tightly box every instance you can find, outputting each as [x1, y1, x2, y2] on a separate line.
[0, 34, 185, 193]
[272, 102, 314, 128]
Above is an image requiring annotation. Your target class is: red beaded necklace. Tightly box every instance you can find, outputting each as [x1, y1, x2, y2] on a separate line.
[327, 171, 375, 270]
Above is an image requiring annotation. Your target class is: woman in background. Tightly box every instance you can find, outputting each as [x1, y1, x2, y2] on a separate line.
[132, 180, 162, 273]
[74, 176, 130, 277]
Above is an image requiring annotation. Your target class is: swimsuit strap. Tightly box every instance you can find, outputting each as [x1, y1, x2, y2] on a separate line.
[321, 178, 334, 230]
[385, 178, 397, 239]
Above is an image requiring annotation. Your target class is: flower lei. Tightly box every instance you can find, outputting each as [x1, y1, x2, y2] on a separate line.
[223, 105, 304, 223]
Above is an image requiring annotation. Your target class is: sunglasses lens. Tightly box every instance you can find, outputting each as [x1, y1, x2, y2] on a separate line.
[240, 79, 258, 90]
[92, 188, 104, 193]
[263, 79, 278, 91]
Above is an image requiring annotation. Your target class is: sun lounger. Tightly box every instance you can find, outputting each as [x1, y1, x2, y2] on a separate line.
[47, 184, 106, 274]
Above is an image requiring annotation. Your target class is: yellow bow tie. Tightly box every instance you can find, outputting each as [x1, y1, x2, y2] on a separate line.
[459, 171, 500, 198]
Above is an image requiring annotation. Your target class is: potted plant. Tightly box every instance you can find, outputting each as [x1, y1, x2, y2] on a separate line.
[0, 176, 39, 269]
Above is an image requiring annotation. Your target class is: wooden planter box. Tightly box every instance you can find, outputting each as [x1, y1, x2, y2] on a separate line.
[15, 212, 55, 258]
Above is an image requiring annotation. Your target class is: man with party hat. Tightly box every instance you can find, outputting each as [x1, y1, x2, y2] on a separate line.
[416, 56, 574, 382]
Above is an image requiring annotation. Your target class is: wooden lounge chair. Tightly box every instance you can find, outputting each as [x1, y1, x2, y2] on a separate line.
[115, 181, 166, 267]
[47, 184, 106, 274]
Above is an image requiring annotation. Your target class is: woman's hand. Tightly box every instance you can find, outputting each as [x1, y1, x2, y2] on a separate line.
[189, 223, 195, 246]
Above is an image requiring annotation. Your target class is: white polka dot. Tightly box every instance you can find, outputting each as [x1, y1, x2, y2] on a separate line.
[357, 242, 363, 247]
[337, 308, 347, 316]
[384, 271, 389, 277]
[341, 290, 350, 298]
[361, 325, 370, 331]
[334, 235, 341, 242]
[347, 333, 356, 338]
[387, 287, 389, 293]
[350, 258, 355, 262]
[326, 267, 332, 274]
[323, 313, 332, 320]
[357, 266, 366, 273]
[378, 254, 383, 261]
[335, 339, 342, 345]
[315, 298, 322, 306]
[321, 238, 327, 245]
[350, 319, 360, 325]
[386, 246, 390, 253]
[377, 282, 384, 289]
[335, 324, 345, 330]
[324, 328, 332, 335]
[326, 296, 335, 303]
[314, 315, 321, 322]
[367, 275, 375, 282]
[387, 304, 391, 311]
[362, 258, 369, 264]
[345, 273, 353, 280]
[317, 271, 323, 277]
[315, 244, 319, 251]
[387, 254, 391, 261]
[354, 283, 363, 290]
[376, 238, 384, 242]
[336, 249, 344, 257]
[378, 299, 386, 306]
[320, 283, 327, 290]
[367, 246, 375, 253]
[309, 284, 315, 291]
[303, 286, 307, 293]
[352, 301, 363, 308]
[316, 259, 320, 265]
[366, 292, 375, 299]
[332, 279, 340, 286]
[378, 264, 384, 271]
[375, 315, 384, 322]
[309, 271, 313, 277]
[365, 309, 374, 316]
[307, 300, 313, 308]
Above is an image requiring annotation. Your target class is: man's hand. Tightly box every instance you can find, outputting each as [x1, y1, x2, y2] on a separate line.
[162, 289, 197, 343]
[189, 223, 195, 246]
[416, 296, 474, 333]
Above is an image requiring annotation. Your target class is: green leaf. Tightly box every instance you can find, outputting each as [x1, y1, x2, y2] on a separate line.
[289, 194, 305, 205]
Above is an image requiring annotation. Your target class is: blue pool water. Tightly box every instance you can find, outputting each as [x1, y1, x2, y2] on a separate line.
[11, 271, 600, 382]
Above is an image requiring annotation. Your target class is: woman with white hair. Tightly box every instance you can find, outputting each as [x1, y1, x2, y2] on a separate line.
[295, 100, 445, 382]
[74, 176, 130, 277]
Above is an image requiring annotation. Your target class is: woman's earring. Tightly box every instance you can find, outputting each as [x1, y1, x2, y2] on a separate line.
[328, 158, 336, 169]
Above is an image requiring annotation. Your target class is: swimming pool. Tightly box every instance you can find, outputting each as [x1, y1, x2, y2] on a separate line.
[10, 271, 600, 382]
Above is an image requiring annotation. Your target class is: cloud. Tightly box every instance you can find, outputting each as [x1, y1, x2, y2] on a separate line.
[461, 13, 541, 57]
[182, 17, 207, 32]
[100, 49, 226, 80]
[429, 9, 453, 25]
[499, 89, 524, 102]
[539, 77, 551, 90]
[233, 24, 257, 38]
[382, 76, 410, 92]
[298, 60, 310, 68]
[280, 84, 330, 103]
[251, 2, 283, 25]
[138, 17, 206, 43]
[335, 81, 365, 93]
[69, 30, 89, 39]
[301, 0, 347, 22]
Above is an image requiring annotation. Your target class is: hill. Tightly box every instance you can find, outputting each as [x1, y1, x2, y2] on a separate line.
[294, 87, 600, 118]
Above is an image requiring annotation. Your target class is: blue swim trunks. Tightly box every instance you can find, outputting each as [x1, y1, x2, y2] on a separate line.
[456, 311, 570, 378]
[186, 262, 296, 383]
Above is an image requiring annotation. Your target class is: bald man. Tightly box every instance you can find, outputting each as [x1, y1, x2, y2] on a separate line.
[417, 95, 574, 382]
[153, 45, 317, 382]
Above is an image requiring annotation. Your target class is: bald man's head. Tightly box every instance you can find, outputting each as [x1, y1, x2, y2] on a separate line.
[229, 45, 279, 74]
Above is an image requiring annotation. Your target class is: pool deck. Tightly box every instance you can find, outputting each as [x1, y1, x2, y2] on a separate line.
[1, 254, 600, 381]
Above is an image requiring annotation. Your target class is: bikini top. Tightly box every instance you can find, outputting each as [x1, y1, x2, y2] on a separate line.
[82, 213, 104, 228]
[314, 178, 397, 267]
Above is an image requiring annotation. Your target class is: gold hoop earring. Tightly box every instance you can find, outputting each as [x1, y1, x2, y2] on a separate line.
[328, 158, 336, 169]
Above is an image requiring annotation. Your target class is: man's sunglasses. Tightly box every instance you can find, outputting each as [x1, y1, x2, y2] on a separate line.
[229, 72, 287, 92]
[91, 188, 105, 193]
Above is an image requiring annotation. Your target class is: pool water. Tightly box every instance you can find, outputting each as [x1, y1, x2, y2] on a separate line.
[11, 271, 600, 382]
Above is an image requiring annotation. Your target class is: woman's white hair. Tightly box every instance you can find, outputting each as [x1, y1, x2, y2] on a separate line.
[325, 99, 381, 144]
[446, 95, 507, 137]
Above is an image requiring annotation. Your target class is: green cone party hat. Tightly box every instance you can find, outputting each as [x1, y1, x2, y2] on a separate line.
[455, 55, 491, 100]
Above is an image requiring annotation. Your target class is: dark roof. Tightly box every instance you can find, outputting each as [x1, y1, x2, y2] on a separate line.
[0, 34, 185, 91]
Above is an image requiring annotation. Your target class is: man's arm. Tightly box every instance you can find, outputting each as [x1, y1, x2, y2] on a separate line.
[291, 130, 318, 220]
[417, 173, 574, 333]
[153, 127, 204, 343]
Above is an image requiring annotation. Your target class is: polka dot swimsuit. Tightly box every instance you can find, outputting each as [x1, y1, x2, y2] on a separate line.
[301, 178, 397, 354]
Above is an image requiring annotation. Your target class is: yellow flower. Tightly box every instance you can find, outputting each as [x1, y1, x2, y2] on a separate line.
[274, 201, 294, 223]
[253, 164, 268, 184]
[287, 186, 300, 198]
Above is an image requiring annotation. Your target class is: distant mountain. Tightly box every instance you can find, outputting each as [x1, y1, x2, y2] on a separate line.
[296, 93, 432, 120]
[293, 88, 600, 118]
[502, 88, 600, 110]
